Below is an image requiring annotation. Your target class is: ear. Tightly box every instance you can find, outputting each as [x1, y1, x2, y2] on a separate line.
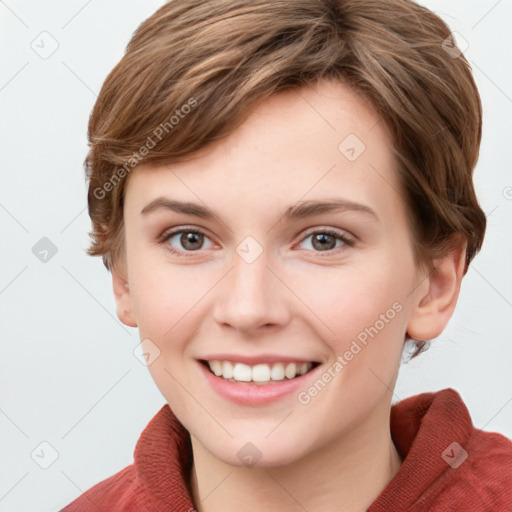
[406, 238, 466, 341]
[112, 264, 137, 328]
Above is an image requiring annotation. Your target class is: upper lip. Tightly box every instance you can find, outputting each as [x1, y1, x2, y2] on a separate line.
[198, 354, 321, 365]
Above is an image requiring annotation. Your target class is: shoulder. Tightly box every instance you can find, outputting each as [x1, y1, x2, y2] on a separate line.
[60, 464, 145, 511]
[419, 394, 512, 511]
[420, 429, 512, 511]
[59, 403, 192, 511]
[465, 428, 512, 494]
[372, 388, 512, 511]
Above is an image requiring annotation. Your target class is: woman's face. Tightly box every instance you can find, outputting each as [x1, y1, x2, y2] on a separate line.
[116, 79, 429, 467]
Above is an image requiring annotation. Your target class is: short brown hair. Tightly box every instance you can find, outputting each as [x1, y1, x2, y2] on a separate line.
[84, 0, 486, 357]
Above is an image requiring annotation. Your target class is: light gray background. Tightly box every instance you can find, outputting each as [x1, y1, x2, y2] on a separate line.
[1, 1, 511, 510]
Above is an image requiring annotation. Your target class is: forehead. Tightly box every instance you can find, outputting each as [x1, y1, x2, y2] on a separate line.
[125, 79, 405, 228]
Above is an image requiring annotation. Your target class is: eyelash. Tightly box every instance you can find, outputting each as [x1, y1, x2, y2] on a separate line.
[158, 225, 355, 258]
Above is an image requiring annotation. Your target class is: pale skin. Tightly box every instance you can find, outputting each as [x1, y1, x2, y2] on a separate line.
[112, 78, 466, 511]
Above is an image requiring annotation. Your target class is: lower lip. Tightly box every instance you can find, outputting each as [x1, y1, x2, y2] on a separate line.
[197, 361, 320, 406]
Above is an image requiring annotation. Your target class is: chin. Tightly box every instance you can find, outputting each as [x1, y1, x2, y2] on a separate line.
[201, 431, 312, 469]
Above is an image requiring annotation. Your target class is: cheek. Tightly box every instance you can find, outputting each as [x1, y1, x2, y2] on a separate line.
[291, 260, 407, 346]
[129, 265, 210, 406]
[129, 260, 215, 342]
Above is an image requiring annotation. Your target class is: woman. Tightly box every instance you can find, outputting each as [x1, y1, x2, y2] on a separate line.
[62, 1, 512, 510]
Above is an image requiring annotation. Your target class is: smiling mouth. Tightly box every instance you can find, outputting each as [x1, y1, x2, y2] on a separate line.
[200, 359, 321, 385]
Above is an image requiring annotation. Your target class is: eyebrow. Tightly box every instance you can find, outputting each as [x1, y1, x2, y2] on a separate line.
[140, 197, 378, 223]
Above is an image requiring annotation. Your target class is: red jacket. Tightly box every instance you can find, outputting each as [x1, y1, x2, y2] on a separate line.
[61, 388, 512, 511]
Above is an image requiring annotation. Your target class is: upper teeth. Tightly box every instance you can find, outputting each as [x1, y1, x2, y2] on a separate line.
[207, 361, 313, 382]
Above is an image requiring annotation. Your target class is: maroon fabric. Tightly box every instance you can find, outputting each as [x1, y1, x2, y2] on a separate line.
[61, 388, 512, 511]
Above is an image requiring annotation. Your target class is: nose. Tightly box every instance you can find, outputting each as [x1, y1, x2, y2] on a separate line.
[213, 247, 290, 334]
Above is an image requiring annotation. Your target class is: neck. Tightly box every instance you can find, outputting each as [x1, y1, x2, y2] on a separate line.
[188, 406, 402, 512]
